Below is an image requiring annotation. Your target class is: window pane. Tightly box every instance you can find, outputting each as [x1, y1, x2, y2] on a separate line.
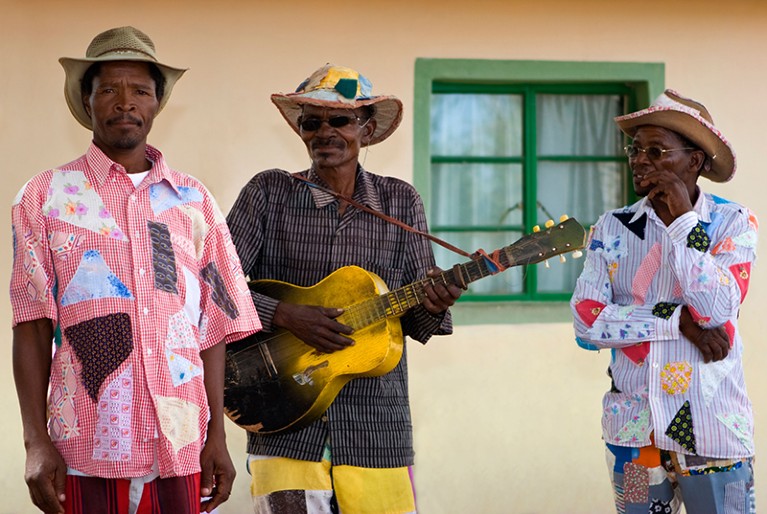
[537, 256, 585, 293]
[537, 94, 623, 156]
[431, 163, 523, 227]
[536, 161, 625, 225]
[431, 94, 523, 157]
[432, 230, 524, 295]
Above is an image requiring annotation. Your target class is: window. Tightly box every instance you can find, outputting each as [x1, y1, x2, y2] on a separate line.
[413, 59, 664, 320]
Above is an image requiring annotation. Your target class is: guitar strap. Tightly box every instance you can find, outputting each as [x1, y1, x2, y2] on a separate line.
[291, 173, 508, 281]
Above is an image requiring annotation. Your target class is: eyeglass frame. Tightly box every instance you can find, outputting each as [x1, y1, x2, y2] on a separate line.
[623, 144, 697, 161]
[297, 112, 370, 132]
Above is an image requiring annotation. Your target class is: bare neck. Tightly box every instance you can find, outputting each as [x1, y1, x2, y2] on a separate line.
[314, 163, 359, 197]
[96, 141, 152, 174]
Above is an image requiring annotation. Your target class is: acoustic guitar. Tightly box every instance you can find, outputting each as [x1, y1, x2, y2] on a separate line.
[224, 216, 587, 434]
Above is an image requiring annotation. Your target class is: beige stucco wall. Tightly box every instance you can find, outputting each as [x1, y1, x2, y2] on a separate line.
[1, 1, 765, 512]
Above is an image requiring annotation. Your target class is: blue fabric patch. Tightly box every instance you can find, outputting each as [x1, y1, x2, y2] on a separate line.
[61, 250, 134, 306]
[575, 337, 599, 351]
[699, 212, 723, 238]
[590, 238, 604, 251]
[711, 194, 732, 205]
[606, 442, 640, 472]
[149, 182, 204, 214]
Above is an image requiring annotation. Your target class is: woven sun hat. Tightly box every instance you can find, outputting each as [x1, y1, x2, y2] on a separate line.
[271, 64, 403, 146]
[59, 26, 187, 130]
[614, 89, 736, 182]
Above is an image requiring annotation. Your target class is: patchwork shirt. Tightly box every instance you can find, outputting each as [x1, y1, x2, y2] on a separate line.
[226, 167, 452, 468]
[571, 191, 757, 459]
[10, 144, 261, 479]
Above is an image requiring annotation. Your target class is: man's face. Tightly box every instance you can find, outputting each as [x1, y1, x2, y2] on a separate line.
[628, 126, 698, 197]
[298, 105, 375, 170]
[83, 61, 160, 156]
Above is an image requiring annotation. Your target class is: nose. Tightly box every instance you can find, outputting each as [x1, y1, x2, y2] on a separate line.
[315, 119, 335, 136]
[115, 90, 135, 112]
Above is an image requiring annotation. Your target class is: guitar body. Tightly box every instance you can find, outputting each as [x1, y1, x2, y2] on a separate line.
[224, 266, 404, 434]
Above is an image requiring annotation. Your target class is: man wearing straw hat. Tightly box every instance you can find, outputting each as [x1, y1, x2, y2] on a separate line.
[10, 26, 260, 513]
[571, 90, 757, 512]
[227, 64, 463, 513]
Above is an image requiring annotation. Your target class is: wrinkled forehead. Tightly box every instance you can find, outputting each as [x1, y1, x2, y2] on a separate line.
[632, 125, 685, 145]
[300, 104, 360, 117]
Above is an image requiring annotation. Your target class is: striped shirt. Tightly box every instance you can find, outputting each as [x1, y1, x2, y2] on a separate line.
[571, 191, 757, 458]
[10, 143, 261, 478]
[226, 167, 453, 468]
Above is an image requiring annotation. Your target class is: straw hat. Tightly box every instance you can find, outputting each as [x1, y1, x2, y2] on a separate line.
[614, 89, 736, 182]
[271, 64, 403, 146]
[59, 26, 187, 130]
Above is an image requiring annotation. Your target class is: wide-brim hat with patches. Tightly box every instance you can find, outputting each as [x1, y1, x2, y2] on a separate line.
[271, 64, 403, 146]
[614, 89, 736, 182]
[59, 26, 187, 130]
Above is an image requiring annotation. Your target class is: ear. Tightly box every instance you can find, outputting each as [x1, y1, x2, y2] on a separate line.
[82, 95, 92, 118]
[361, 118, 377, 146]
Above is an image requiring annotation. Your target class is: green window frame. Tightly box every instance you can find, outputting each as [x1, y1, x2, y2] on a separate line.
[413, 58, 664, 323]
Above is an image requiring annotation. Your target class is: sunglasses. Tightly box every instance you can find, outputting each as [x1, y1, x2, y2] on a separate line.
[624, 145, 695, 161]
[298, 115, 360, 132]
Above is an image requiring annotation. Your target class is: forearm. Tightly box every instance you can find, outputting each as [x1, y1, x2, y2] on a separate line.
[200, 342, 226, 439]
[13, 319, 55, 447]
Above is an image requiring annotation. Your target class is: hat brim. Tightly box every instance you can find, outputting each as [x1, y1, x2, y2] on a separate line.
[60, 55, 186, 130]
[615, 109, 736, 183]
[271, 93, 403, 146]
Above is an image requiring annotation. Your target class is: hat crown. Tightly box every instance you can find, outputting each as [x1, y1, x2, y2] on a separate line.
[660, 89, 715, 125]
[85, 26, 158, 62]
[295, 65, 373, 100]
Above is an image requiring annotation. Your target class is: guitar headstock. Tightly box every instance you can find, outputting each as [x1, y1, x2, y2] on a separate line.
[503, 215, 588, 267]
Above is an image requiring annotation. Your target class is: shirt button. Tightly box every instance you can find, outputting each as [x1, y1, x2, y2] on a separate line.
[652, 362, 659, 369]
[321, 415, 329, 422]
[130, 195, 137, 202]
[139, 268, 146, 276]
[143, 307, 149, 315]
[147, 348, 152, 356]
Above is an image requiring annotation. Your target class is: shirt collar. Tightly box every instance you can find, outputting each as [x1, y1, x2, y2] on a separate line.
[304, 165, 382, 212]
[84, 143, 182, 195]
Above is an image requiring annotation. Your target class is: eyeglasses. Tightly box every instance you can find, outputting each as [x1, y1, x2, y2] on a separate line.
[624, 145, 695, 161]
[298, 115, 360, 132]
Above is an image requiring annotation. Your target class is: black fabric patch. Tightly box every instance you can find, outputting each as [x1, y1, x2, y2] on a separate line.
[652, 302, 680, 319]
[665, 400, 697, 454]
[687, 222, 711, 253]
[200, 262, 239, 320]
[148, 221, 178, 294]
[612, 211, 647, 240]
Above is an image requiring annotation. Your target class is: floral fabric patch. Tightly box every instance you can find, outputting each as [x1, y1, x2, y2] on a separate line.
[622, 342, 651, 366]
[712, 237, 736, 255]
[64, 313, 134, 402]
[148, 221, 179, 294]
[729, 262, 751, 303]
[686, 222, 711, 253]
[652, 302, 679, 320]
[92, 366, 133, 462]
[165, 310, 197, 349]
[149, 182, 203, 214]
[700, 358, 737, 406]
[614, 407, 651, 444]
[165, 348, 203, 387]
[717, 413, 753, 453]
[43, 170, 126, 241]
[660, 361, 692, 395]
[665, 401, 696, 454]
[60, 250, 134, 306]
[574, 299, 606, 327]
[622, 462, 649, 504]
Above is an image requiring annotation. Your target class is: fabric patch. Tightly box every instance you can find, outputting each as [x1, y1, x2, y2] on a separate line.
[48, 231, 84, 260]
[700, 358, 737, 406]
[166, 310, 198, 349]
[612, 211, 647, 240]
[652, 302, 679, 320]
[700, 212, 723, 238]
[614, 407, 651, 444]
[724, 321, 735, 348]
[731, 230, 757, 249]
[200, 262, 239, 320]
[165, 348, 203, 387]
[149, 182, 203, 214]
[686, 222, 711, 252]
[148, 221, 179, 294]
[632, 243, 662, 304]
[648, 499, 673, 514]
[665, 401, 696, 454]
[170, 232, 196, 259]
[155, 396, 200, 454]
[589, 238, 604, 251]
[622, 462, 650, 503]
[711, 195, 732, 205]
[22, 229, 48, 301]
[622, 342, 650, 366]
[574, 299, 606, 327]
[724, 480, 747, 514]
[49, 352, 80, 441]
[747, 209, 759, 231]
[717, 413, 753, 453]
[729, 263, 751, 303]
[598, 322, 652, 342]
[179, 205, 210, 260]
[603, 235, 628, 261]
[660, 361, 692, 395]
[61, 250, 134, 306]
[712, 237, 736, 255]
[13, 180, 30, 206]
[690, 256, 720, 292]
[92, 366, 132, 462]
[64, 313, 133, 402]
[182, 267, 202, 327]
[43, 170, 127, 241]
[575, 337, 599, 351]
[605, 391, 647, 418]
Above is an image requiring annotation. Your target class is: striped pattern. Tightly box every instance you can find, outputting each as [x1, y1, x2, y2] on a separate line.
[572, 194, 756, 459]
[10, 144, 261, 478]
[64, 473, 199, 513]
[227, 167, 452, 468]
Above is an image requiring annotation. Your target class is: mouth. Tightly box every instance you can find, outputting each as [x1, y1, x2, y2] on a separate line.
[107, 115, 141, 127]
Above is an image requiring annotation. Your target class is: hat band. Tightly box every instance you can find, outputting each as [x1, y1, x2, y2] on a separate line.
[92, 47, 157, 60]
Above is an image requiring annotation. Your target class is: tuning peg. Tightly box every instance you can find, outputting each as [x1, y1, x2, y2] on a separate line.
[533, 225, 541, 233]
[572, 250, 583, 259]
[559, 254, 567, 263]
[544, 259, 551, 268]
[559, 214, 569, 222]
[544, 219, 554, 228]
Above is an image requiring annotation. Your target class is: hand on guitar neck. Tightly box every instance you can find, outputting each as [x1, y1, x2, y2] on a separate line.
[271, 267, 463, 354]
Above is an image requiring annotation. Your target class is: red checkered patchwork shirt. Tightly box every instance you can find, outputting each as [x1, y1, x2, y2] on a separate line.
[10, 143, 261, 478]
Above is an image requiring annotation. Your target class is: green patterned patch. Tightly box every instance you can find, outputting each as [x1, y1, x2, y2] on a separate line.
[652, 302, 679, 319]
[665, 400, 697, 454]
[687, 222, 711, 252]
